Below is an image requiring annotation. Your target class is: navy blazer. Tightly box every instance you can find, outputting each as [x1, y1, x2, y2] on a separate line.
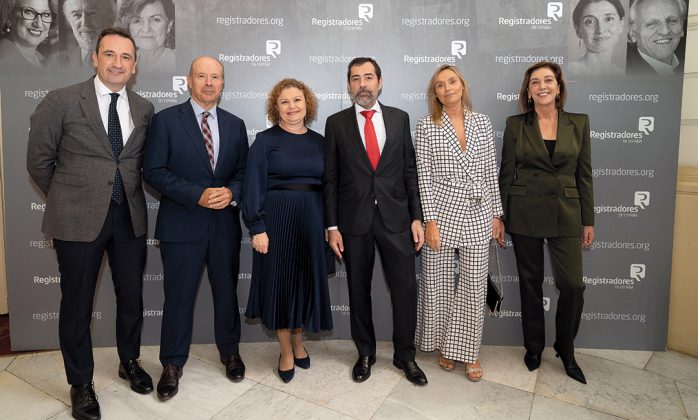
[143, 99, 249, 243]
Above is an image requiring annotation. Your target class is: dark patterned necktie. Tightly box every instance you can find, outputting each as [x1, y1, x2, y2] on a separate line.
[108, 93, 124, 205]
[201, 111, 215, 170]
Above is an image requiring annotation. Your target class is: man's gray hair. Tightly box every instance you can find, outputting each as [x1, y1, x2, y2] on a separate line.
[628, 0, 687, 31]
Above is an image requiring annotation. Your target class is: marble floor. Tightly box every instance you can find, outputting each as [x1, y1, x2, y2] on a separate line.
[0, 340, 697, 419]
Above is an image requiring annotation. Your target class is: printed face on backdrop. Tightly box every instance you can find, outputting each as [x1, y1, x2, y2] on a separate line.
[630, 0, 684, 64]
[434, 68, 464, 109]
[128, 0, 172, 51]
[188, 56, 224, 110]
[11, 0, 52, 49]
[276, 87, 307, 127]
[92, 34, 137, 92]
[527, 67, 559, 109]
[63, 0, 115, 52]
[348, 61, 383, 109]
[576, 0, 624, 53]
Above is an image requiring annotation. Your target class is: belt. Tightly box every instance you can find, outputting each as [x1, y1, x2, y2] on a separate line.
[270, 183, 322, 192]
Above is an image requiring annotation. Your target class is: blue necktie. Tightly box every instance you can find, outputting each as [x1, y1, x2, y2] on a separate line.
[108, 93, 124, 205]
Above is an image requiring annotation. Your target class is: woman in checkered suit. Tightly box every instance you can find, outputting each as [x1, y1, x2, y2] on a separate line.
[414, 65, 504, 381]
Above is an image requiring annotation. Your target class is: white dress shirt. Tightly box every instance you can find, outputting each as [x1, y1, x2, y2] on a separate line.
[94, 76, 134, 144]
[190, 99, 221, 168]
[354, 102, 386, 153]
[638, 50, 680, 76]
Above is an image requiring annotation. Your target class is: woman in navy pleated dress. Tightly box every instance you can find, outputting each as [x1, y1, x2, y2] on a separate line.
[242, 78, 333, 383]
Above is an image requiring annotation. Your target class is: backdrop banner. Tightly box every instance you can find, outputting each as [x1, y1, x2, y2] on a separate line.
[1, 0, 688, 350]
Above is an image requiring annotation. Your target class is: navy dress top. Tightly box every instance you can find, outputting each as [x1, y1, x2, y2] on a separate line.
[242, 125, 333, 332]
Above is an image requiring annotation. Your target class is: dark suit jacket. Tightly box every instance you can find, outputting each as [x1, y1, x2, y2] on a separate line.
[27, 77, 154, 242]
[499, 109, 594, 238]
[143, 100, 248, 243]
[323, 103, 422, 235]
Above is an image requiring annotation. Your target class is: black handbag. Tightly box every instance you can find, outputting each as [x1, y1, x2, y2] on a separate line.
[486, 240, 503, 316]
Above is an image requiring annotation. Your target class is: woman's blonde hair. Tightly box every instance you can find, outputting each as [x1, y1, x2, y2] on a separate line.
[427, 65, 472, 125]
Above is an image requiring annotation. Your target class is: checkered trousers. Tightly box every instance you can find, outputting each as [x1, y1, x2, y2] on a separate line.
[415, 111, 503, 248]
[415, 242, 489, 363]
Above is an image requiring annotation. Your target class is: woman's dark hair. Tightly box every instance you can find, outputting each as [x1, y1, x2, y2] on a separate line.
[518, 61, 567, 112]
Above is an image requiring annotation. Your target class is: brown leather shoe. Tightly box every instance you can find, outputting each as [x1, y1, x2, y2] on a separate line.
[156, 365, 182, 401]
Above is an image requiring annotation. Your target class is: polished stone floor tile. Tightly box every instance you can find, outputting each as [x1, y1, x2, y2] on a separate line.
[110, 356, 253, 420]
[0, 371, 67, 420]
[416, 344, 539, 393]
[645, 351, 698, 389]
[213, 383, 354, 419]
[373, 361, 533, 419]
[536, 351, 686, 419]
[5, 342, 698, 420]
[677, 382, 698, 420]
[529, 394, 623, 419]
[0, 355, 15, 371]
[259, 342, 401, 420]
[577, 347, 653, 370]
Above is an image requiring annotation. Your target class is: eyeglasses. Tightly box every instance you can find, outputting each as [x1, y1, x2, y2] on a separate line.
[15, 7, 55, 24]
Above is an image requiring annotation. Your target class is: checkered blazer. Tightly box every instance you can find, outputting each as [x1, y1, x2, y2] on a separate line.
[415, 110, 503, 247]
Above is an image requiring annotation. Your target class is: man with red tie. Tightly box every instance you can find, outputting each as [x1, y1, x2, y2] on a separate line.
[323, 57, 427, 385]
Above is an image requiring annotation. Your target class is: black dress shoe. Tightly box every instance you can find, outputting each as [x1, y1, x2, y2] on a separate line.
[220, 353, 246, 382]
[523, 351, 542, 372]
[278, 355, 295, 383]
[156, 365, 182, 401]
[70, 383, 100, 420]
[352, 355, 376, 382]
[293, 347, 310, 369]
[118, 359, 153, 394]
[393, 359, 428, 385]
[553, 344, 586, 384]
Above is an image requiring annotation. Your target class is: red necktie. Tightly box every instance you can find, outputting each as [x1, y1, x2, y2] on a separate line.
[360, 110, 380, 170]
[201, 111, 215, 170]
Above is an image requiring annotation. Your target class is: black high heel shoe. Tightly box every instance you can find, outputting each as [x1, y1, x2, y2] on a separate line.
[293, 347, 310, 369]
[278, 355, 295, 383]
[553, 345, 586, 384]
[523, 351, 542, 371]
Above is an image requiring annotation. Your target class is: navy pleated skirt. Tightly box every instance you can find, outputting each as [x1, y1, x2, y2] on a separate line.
[245, 189, 333, 332]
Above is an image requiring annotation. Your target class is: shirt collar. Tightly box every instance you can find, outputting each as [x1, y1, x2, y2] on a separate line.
[94, 76, 128, 100]
[190, 98, 218, 120]
[638, 49, 680, 75]
[355, 101, 381, 116]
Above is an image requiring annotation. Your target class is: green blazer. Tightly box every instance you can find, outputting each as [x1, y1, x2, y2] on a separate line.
[499, 109, 594, 238]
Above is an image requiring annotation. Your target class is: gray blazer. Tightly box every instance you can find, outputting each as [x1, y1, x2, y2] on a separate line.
[27, 77, 154, 241]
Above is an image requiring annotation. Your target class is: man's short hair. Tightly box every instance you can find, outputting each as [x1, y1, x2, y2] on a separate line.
[628, 0, 687, 31]
[346, 57, 382, 82]
[95, 27, 138, 59]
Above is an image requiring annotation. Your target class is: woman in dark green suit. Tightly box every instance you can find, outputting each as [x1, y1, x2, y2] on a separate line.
[498, 61, 594, 384]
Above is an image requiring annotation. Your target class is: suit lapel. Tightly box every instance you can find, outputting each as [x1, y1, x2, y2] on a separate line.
[441, 110, 472, 178]
[377, 104, 397, 173]
[180, 100, 214, 175]
[121, 90, 146, 155]
[215, 111, 228, 175]
[345, 107, 374, 171]
[523, 111, 555, 170]
[553, 110, 575, 167]
[79, 79, 114, 157]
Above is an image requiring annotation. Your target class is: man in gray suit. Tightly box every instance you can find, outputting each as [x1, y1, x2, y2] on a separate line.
[27, 27, 154, 420]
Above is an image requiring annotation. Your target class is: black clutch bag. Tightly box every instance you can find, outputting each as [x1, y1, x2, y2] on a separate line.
[486, 240, 503, 316]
